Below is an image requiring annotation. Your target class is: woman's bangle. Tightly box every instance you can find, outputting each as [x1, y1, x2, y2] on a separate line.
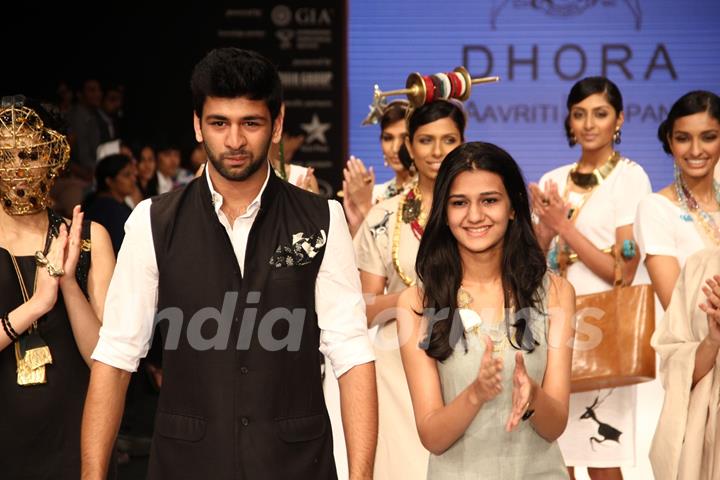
[1, 312, 19, 342]
[521, 382, 538, 421]
[521, 405, 535, 421]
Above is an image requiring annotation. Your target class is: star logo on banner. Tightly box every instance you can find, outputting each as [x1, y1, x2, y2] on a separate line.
[300, 114, 331, 144]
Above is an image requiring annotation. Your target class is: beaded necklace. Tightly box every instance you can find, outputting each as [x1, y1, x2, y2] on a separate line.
[392, 185, 428, 286]
[674, 164, 720, 245]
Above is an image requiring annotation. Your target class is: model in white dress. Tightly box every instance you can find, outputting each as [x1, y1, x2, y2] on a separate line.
[538, 158, 651, 469]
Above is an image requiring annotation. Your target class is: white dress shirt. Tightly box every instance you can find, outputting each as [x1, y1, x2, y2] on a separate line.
[92, 165, 374, 378]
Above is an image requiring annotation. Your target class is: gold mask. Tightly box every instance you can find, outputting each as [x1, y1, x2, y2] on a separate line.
[0, 96, 69, 215]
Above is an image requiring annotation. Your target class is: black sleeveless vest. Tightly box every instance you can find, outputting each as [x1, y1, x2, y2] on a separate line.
[147, 172, 336, 480]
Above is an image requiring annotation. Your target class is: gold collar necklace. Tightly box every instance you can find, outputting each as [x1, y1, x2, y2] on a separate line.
[569, 151, 621, 189]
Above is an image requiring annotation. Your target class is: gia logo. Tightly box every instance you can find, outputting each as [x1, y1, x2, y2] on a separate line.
[271, 5, 292, 27]
[491, 0, 642, 30]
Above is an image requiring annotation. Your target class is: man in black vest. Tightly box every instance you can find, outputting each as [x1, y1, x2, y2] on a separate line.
[81, 48, 378, 480]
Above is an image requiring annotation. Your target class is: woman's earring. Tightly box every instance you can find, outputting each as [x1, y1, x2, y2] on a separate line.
[613, 128, 622, 145]
[383, 155, 388, 167]
[569, 132, 577, 147]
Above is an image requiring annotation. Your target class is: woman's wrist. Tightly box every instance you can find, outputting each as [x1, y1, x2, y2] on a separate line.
[555, 217, 573, 237]
[26, 296, 53, 317]
[59, 274, 79, 291]
[467, 382, 486, 407]
[522, 380, 539, 421]
[528, 379, 539, 409]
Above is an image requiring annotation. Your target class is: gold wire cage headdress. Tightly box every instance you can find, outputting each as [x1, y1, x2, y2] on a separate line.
[0, 95, 70, 215]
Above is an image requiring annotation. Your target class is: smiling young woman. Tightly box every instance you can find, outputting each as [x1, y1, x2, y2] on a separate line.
[635, 91, 720, 311]
[397, 142, 574, 479]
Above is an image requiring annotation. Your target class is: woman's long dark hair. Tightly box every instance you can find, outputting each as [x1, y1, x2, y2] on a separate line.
[416, 142, 547, 361]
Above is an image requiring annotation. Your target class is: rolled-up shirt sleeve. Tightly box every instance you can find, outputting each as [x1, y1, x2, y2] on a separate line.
[317, 200, 375, 378]
[91, 199, 158, 372]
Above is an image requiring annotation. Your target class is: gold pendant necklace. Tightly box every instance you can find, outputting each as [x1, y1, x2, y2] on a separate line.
[456, 286, 511, 353]
[392, 183, 429, 287]
[392, 191, 418, 287]
[10, 254, 53, 385]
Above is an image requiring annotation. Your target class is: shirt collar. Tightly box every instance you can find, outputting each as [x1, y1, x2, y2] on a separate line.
[205, 161, 271, 218]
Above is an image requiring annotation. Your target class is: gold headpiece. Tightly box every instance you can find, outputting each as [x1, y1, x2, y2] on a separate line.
[0, 96, 69, 215]
[362, 66, 500, 125]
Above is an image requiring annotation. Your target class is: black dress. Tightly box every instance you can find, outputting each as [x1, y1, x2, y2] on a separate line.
[0, 213, 114, 479]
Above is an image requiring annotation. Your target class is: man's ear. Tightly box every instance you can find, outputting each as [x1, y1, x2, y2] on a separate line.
[272, 103, 285, 144]
[193, 113, 204, 143]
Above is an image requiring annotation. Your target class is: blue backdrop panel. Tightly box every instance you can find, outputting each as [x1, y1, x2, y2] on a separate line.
[349, 0, 720, 189]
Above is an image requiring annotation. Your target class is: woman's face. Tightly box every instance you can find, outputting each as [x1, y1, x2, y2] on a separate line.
[568, 93, 623, 152]
[406, 117, 462, 182]
[190, 144, 207, 170]
[446, 169, 514, 256]
[137, 146, 157, 181]
[669, 111, 720, 181]
[108, 163, 137, 197]
[380, 120, 408, 174]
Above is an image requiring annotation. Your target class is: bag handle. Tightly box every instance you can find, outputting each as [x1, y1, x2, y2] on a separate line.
[612, 244, 628, 288]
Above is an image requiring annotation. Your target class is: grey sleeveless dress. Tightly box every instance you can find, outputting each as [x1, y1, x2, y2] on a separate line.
[428, 276, 569, 479]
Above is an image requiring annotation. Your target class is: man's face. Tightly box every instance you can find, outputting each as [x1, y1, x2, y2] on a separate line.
[102, 89, 123, 115]
[193, 96, 283, 182]
[156, 148, 180, 177]
[82, 80, 103, 108]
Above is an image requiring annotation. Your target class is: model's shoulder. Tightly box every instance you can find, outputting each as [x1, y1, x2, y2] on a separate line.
[617, 156, 649, 176]
[639, 191, 674, 209]
[539, 163, 574, 183]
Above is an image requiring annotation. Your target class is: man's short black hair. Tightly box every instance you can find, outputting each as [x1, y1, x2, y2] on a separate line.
[190, 48, 283, 122]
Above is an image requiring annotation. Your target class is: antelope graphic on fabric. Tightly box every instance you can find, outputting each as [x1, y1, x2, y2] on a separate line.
[579, 389, 623, 451]
[369, 209, 393, 238]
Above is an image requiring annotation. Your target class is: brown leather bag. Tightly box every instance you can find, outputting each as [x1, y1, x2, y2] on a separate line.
[570, 255, 656, 393]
